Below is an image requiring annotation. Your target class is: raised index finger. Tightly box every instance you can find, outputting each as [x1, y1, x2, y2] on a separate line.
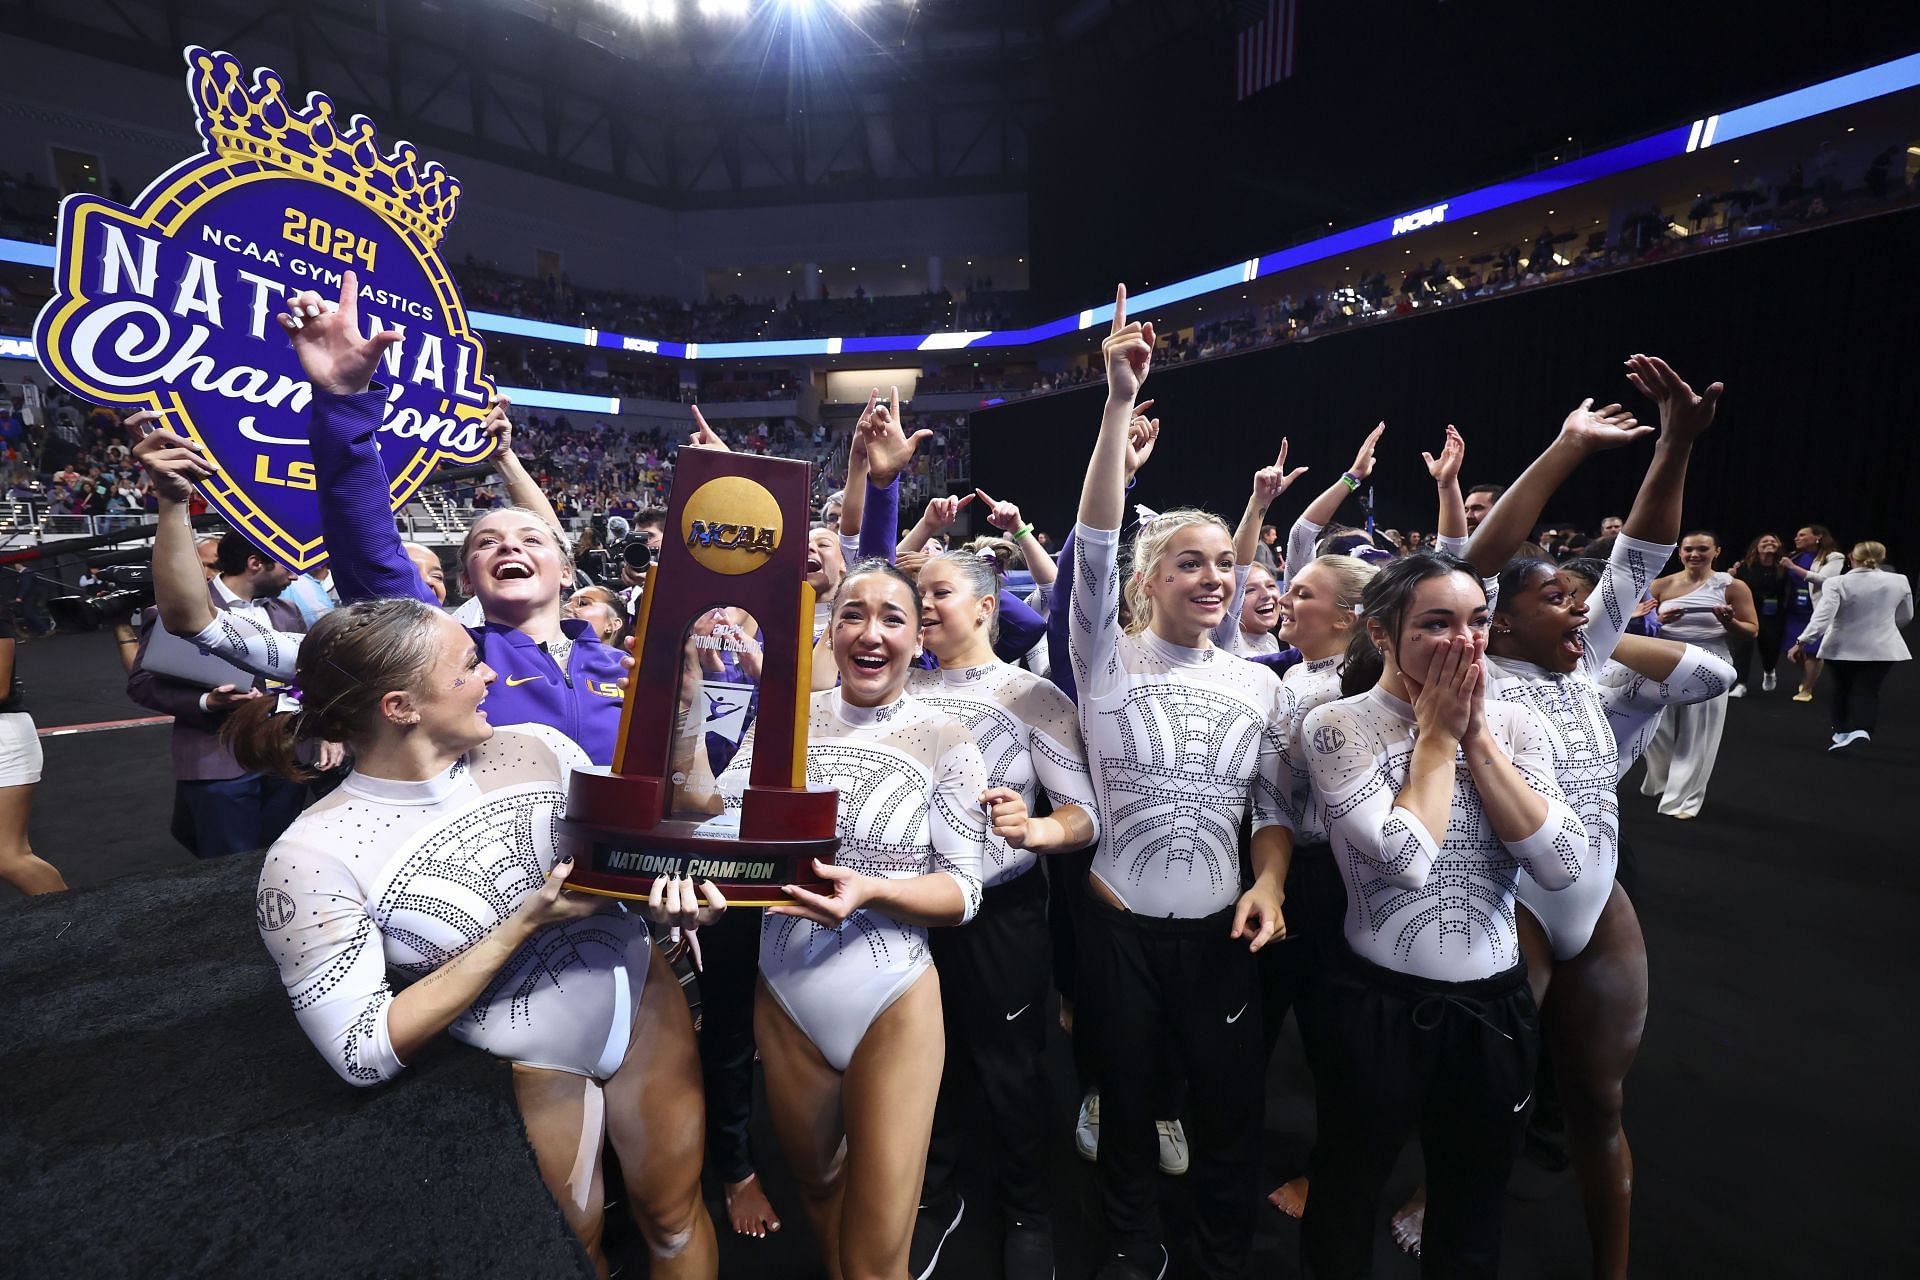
[1111, 282, 1127, 335]
[337, 269, 360, 326]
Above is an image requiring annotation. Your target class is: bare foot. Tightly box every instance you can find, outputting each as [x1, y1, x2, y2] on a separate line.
[1391, 1187, 1426, 1258]
[724, 1173, 782, 1239]
[1267, 1176, 1309, 1218]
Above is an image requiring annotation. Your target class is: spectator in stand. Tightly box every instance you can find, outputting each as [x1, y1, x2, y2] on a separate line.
[1600, 515, 1624, 538]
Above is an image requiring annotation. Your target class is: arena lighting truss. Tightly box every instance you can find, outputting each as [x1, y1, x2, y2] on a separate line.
[602, 0, 902, 22]
[5, 47, 1918, 415]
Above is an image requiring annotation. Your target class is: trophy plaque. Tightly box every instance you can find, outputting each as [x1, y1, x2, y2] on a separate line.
[563, 447, 839, 905]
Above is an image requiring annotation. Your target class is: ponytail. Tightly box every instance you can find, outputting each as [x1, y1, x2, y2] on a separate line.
[1338, 625, 1385, 696]
[225, 696, 313, 782]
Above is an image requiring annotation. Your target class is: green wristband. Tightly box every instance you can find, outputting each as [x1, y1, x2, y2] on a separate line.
[1014, 523, 1036, 541]
[1341, 472, 1362, 491]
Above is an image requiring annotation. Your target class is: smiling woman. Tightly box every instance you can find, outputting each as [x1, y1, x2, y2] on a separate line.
[274, 278, 631, 765]
[706, 556, 993, 1280]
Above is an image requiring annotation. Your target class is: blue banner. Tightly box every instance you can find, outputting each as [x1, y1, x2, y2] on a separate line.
[33, 47, 496, 569]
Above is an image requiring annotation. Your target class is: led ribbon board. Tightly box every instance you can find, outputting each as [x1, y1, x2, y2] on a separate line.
[32, 47, 497, 569]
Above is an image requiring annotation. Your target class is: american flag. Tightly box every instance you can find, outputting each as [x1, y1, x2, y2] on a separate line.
[1236, 0, 1298, 102]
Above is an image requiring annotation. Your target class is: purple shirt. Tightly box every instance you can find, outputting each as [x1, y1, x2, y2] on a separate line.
[307, 390, 627, 765]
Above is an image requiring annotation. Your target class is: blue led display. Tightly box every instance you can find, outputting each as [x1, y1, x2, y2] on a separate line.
[7, 50, 1917, 365]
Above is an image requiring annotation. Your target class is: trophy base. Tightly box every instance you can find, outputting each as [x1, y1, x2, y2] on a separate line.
[561, 815, 840, 907]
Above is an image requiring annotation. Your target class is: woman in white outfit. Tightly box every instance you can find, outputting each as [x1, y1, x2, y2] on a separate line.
[1790, 541, 1914, 749]
[1640, 531, 1759, 817]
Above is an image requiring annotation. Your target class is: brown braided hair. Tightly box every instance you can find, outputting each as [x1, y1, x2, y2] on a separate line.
[223, 597, 444, 780]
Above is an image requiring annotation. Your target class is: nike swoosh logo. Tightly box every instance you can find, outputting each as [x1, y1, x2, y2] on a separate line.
[1005, 1004, 1030, 1022]
[504, 675, 543, 687]
[1226, 1003, 1248, 1024]
[1513, 1091, 1532, 1114]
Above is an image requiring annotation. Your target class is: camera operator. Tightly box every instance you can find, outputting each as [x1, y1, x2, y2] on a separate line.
[123, 412, 313, 859]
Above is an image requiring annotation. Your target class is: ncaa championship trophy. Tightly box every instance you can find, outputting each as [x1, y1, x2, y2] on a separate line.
[563, 447, 838, 904]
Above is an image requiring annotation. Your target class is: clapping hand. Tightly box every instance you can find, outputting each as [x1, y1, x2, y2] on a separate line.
[1423, 424, 1466, 485]
[1557, 397, 1651, 455]
[1624, 354, 1723, 444]
[1103, 284, 1156, 403]
[276, 270, 401, 396]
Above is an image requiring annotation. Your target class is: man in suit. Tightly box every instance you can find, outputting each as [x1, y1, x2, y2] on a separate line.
[127, 531, 309, 858]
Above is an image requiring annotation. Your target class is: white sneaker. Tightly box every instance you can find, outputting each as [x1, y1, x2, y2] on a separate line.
[1075, 1091, 1100, 1162]
[1156, 1119, 1189, 1176]
[1829, 730, 1870, 751]
[1762, 670, 1777, 692]
[1728, 683, 1747, 698]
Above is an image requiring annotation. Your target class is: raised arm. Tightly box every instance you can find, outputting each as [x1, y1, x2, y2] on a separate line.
[1425, 425, 1467, 551]
[1077, 284, 1155, 532]
[898, 493, 974, 555]
[126, 415, 218, 639]
[277, 277, 437, 606]
[1617, 353, 1723, 546]
[977, 487, 1057, 586]
[1462, 398, 1650, 578]
[1291, 423, 1384, 569]
[484, 397, 562, 531]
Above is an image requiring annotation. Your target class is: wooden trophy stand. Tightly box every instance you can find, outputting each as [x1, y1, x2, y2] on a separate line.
[563, 447, 838, 905]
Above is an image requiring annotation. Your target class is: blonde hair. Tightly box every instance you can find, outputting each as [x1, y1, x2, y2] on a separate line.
[1305, 552, 1381, 612]
[458, 505, 575, 594]
[1851, 540, 1887, 569]
[1123, 508, 1232, 635]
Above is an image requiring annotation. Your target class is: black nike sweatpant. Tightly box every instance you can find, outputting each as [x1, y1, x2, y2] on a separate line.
[1302, 946, 1539, 1280]
[1079, 894, 1264, 1278]
[923, 866, 1055, 1219]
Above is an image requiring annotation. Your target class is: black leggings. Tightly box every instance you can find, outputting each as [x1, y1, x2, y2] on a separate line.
[1080, 893, 1263, 1277]
[1828, 659, 1894, 734]
[1302, 948, 1539, 1280]
[1730, 614, 1787, 684]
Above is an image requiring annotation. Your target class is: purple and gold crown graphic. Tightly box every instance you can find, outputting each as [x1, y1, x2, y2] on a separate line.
[188, 46, 461, 247]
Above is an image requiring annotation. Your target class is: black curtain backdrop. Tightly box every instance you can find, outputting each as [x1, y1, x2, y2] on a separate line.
[974, 206, 1920, 567]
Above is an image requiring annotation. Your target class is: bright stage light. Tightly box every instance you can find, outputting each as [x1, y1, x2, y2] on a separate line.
[698, 0, 749, 17]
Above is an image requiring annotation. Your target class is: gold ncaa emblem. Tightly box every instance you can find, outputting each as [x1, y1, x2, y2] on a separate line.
[681, 477, 782, 575]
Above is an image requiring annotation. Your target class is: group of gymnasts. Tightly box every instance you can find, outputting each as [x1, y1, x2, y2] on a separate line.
[126, 274, 1740, 1280]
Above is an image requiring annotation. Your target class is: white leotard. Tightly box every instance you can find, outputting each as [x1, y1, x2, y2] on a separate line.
[1301, 686, 1587, 982]
[717, 689, 987, 1071]
[1594, 646, 1737, 771]
[191, 611, 304, 682]
[1067, 523, 1296, 918]
[257, 725, 652, 1086]
[908, 661, 1098, 886]
[1483, 535, 1671, 958]
[1280, 654, 1347, 846]
[1655, 572, 1735, 652]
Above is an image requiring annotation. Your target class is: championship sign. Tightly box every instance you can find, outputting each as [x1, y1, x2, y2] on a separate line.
[32, 46, 495, 569]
